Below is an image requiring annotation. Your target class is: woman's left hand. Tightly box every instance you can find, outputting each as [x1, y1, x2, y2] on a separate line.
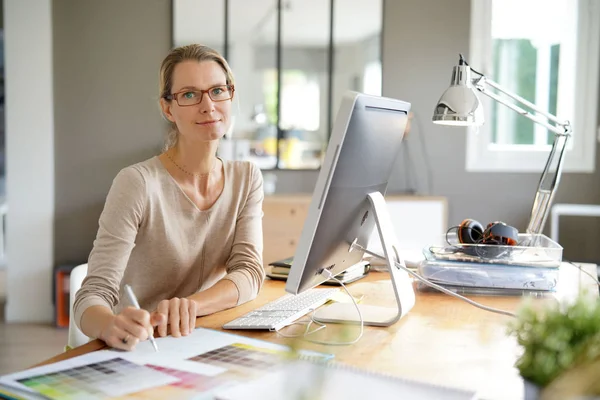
[153, 297, 198, 337]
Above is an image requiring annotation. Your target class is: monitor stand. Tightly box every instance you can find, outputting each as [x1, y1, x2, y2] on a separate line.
[312, 192, 416, 327]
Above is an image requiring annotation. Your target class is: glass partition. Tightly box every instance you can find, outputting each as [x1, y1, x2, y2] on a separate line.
[278, 0, 330, 169]
[228, 0, 279, 169]
[172, 0, 383, 170]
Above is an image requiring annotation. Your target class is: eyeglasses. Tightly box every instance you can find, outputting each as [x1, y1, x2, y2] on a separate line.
[164, 85, 235, 107]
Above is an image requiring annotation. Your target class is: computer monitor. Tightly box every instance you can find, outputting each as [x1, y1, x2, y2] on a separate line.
[285, 91, 416, 327]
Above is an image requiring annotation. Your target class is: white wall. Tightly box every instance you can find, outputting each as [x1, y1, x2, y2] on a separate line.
[4, 0, 54, 322]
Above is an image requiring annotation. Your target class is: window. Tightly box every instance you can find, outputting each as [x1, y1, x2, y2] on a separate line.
[467, 0, 600, 172]
[174, 0, 383, 170]
[264, 69, 320, 132]
[363, 61, 382, 96]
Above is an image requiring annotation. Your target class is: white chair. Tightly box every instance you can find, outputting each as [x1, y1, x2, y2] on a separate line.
[550, 203, 600, 243]
[67, 263, 91, 350]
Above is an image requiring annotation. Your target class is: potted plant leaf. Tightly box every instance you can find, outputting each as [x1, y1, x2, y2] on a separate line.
[507, 293, 600, 399]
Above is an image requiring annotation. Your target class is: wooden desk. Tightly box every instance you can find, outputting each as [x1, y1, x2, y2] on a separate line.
[37, 263, 598, 400]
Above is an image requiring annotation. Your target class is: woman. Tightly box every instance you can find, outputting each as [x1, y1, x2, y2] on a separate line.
[73, 44, 265, 351]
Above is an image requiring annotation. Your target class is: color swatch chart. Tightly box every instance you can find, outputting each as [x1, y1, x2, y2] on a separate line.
[115, 364, 226, 400]
[1, 329, 336, 400]
[189, 343, 284, 372]
[16, 357, 178, 400]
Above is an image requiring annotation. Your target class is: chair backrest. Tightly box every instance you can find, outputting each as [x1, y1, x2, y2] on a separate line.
[67, 263, 90, 350]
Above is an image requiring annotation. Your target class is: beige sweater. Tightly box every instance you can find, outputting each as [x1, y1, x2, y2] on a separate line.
[73, 156, 264, 332]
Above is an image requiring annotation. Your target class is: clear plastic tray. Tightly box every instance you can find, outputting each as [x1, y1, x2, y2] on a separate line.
[424, 232, 563, 268]
[417, 259, 559, 292]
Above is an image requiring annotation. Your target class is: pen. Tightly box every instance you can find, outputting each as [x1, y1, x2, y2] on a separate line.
[124, 284, 159, 352]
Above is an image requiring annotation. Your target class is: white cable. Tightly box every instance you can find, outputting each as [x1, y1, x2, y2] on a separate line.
[274, 269, 365, 346]
[273, 314, 326, 338]
[357, 245, 516, 318]
[299, 268, 364, 346]
[566, 260, 600, 287]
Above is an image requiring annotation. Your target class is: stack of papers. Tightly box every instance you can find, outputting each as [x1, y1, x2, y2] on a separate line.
[0, 328, 478, 399]
[0, 328, 332, 400]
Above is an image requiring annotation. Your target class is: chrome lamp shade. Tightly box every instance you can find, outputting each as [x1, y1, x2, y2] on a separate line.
[432, 65, 484, 126]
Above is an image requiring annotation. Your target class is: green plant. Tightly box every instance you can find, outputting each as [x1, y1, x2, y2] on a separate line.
[507, 295, 600, 388]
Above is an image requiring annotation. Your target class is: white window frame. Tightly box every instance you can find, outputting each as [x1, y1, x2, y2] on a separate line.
[467, 0, 600, 173]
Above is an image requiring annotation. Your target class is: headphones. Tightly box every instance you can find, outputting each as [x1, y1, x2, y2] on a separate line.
[457, 219, 519, 246]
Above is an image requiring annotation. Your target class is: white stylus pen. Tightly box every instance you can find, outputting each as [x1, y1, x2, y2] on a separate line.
[124, 284, 159, 352]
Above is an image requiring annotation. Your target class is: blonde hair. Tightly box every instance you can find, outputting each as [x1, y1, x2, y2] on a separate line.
[159, 44, 235, 150]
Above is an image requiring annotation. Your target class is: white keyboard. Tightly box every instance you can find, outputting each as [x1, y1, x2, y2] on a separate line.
[223, 288, 339, 331]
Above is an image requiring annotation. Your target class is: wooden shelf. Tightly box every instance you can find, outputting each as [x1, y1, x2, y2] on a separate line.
[262, 194, 447, 265]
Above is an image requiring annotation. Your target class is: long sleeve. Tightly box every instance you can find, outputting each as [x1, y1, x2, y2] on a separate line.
[73, 167, 147, 330]
[222, 162, 265, 305]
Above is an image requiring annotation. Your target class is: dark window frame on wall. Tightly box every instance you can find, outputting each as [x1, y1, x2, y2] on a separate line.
[228, 0, 334, 171]
[171, 0, 383, 171]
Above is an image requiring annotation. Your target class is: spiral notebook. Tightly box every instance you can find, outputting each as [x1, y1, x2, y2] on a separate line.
[213, 359, 478, 400]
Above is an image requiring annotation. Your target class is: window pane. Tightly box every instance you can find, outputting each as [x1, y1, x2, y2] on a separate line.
[491, 39, 536, 145]
[547, 44, 560, 145]
[332, 0, 382, 116]
[489, 0, 573, 146]
[228, 0, 278, 169]
[279, 0, 330, 169]
[363, 61, 382, 96]
[279, 70, 320, 132]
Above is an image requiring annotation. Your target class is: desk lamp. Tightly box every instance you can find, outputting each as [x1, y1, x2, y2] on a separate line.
[432, 54, 572, 237]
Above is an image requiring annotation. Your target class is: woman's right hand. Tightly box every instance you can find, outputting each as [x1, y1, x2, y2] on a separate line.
[99, 306, 162, 351]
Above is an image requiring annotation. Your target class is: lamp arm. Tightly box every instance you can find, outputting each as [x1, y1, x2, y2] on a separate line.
[526, 133, 569, 237]
[471, 74, 572, 238]
[480, 77, 567, 126]
[474, 76, 571, 136]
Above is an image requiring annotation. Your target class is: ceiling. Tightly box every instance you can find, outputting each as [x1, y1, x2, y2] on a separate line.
[173, 0, 383, 47]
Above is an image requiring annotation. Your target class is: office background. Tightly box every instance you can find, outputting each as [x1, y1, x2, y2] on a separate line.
[3, 0, 600, 322]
